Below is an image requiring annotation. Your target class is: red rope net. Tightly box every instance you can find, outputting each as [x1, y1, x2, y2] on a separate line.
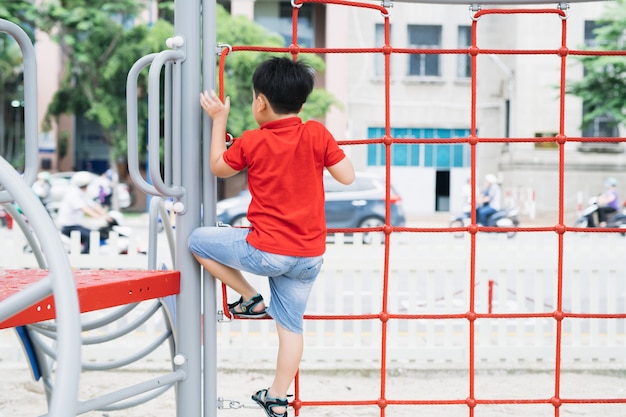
[216, 1, 626, 415]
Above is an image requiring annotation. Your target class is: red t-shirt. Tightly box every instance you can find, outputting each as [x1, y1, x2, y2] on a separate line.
[223, 117, 346, 257]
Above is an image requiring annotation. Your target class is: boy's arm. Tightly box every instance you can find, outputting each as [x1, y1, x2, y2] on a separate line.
[327, 157, 355, 185]
[200, 90, 239, 178]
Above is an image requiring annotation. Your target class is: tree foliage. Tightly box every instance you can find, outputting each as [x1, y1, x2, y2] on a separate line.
[567, 0, 626, 130]
[38, 0, 173, 163]
[1, 1, 338, 169]
[214, 4, 339, 138]
[0, 1, 37, 40]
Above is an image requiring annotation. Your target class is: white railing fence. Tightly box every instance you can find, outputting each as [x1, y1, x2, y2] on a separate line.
[1, 230, 624, 369]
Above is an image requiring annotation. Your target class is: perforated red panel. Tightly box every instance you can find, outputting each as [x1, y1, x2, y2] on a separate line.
[0, 269, 180, 329]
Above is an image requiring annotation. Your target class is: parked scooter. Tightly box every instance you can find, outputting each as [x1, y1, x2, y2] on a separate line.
[450, 206, 520, 238]
[574, 197, 626, 233]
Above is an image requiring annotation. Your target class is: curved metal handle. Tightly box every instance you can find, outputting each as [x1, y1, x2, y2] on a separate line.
[0, 19, 38, 203]
[148, 49, 186, 200]
[126, 53, 159, 196]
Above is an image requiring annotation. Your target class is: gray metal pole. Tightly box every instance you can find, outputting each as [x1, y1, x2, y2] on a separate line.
[0, 19, 81, 417]
[174, 1, 203, 417]
[0, 19, 38, 200]
[201, 1, 219, 415]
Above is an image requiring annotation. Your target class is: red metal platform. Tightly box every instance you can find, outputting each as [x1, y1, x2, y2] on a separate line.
[0, 269, 180, 329]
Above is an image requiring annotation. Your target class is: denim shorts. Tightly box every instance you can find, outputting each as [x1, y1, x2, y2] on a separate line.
[188, 226, 323, 334]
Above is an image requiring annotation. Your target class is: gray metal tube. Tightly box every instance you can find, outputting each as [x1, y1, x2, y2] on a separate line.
[74, 370, 186, 415]
[174, 1, 203, 416]
[0, 276, 52, 321]
[172, 60, 183, 190]
[0, 158, 81, 417]
[201, 0, 219, 415]
[164, 64, 173, 186]
[147, 49, 185, 199]
[148, 196, 162, 269]
[126, 53, 160, 196]
[0, 19, 37, 201]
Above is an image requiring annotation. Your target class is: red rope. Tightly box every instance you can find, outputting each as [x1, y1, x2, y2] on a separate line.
[212, 3, 626, 416]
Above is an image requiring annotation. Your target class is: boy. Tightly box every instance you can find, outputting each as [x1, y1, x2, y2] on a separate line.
[189, 57, 354, 417]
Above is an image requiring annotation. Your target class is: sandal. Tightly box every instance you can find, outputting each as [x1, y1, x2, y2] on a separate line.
[251, 388, 288, 417]
[228, 293, 267, 318]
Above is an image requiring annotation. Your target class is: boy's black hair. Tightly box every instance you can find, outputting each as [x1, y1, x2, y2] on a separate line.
[252, 57, 315, 115]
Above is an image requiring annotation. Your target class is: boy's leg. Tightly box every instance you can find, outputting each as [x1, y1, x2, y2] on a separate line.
[260, 256, 323, 413]
[267, 323, 303, 414]
[192, 253, 265, 313]
[80, 226, 91, 253]
[188, 227, 266, 313]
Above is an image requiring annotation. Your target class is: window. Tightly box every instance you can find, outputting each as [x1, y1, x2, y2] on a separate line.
[407, 25, 441, 77]
[533, 132, 559, 150]
[584, 20, 601, 48]
[582, 109, 620, 138]
[367, 127, 471, 168]
[255, 1, 315, 47]
[578, 21, 620, 152]
[457, 26, 471, 79]
[374, 23, 391, 77]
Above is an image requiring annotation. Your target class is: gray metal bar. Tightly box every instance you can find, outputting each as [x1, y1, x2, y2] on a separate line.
[78, 303, 139, 331]
[148, 196, 162, 269]
[145, 196, 176, 269]
[0, 276, 52, 321]
[165, 64, 173, 186]
[172, 59, 183, 191]
[28, 326, 171, 371]
[82, 331, 171, 370]
[159, 201, 177, 268]
[0, 157, 81, 417]
[0, 19, 37, 200]
[174, 1, 204, 417]
[80, 302, 161, 344]
[147, 49, 185, 199]
[72, 370, 186, 415]
[201, 1, 219, 416]
[98, 385, 172, 411]
[127, 53, 160, 196]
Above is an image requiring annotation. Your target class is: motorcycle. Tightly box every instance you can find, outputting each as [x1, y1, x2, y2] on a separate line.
[574, 197, 626, 233]
[23, 210, 134, 255]
[81, 210, 134, 254]
[450, 206, 520, 238]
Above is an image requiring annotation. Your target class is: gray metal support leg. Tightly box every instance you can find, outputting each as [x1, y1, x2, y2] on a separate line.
[202, 1, 219, 416]
[174, 1, 203, 417]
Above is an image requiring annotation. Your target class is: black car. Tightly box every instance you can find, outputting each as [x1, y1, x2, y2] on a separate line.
[216, 172, 406, 241]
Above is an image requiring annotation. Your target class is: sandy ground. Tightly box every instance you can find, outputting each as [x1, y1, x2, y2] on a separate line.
[0, 212, 621, 416]
[1, 361, 626, 417]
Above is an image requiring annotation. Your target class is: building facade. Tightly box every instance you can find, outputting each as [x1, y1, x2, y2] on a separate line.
[224, 0, 624, 219]
[30, 0, 624, 217]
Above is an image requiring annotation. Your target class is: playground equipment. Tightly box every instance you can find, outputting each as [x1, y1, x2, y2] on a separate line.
[2, 0, 626, 416]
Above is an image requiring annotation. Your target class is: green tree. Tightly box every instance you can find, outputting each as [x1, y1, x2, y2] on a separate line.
[0, 1, 38, 166]
[39, 2, 337, 170]
[567, 0, 626, 131]
[214, 4, 338, 138]
[38, 0, 173, 167]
